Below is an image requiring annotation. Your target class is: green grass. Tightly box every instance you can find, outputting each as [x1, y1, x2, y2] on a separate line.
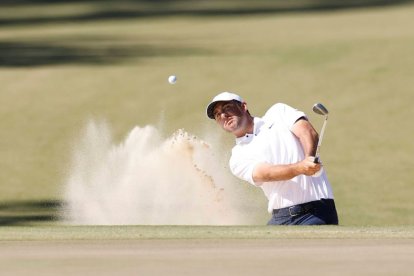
[1, 1, 414, 226]
[0, 226, 413, 241]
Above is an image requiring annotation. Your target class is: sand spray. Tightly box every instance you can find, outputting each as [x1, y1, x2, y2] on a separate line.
[62, 119, 257, 225]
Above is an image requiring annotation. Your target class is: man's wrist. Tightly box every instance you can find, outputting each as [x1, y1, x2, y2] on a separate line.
[292, 162, 304, 176]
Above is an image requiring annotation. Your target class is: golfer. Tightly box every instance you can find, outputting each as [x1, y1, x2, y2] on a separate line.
[206, 92, 338, 225]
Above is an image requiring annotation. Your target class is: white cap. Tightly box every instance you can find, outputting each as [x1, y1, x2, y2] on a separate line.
[206, 92, 243, 119]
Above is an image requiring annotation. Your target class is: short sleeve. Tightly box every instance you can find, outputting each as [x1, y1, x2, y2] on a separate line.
[263, 103, 307, 130]
[229, 151, 263, 186]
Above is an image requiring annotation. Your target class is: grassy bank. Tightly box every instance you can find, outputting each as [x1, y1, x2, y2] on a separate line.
[0, 225, 413, 241]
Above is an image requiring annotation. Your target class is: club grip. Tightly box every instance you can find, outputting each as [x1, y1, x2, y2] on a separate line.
[314, 156, 320, 164]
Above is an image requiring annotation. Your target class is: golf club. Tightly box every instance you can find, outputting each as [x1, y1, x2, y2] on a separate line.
[312, 103, 329, 164]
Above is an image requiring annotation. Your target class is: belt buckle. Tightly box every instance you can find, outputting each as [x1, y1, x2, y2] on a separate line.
[288, 206, 299, 217]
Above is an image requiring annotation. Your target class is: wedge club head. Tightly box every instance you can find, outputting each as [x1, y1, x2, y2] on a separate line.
[312, 103, 329, 116]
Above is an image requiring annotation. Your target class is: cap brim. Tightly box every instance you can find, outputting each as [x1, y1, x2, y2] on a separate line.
[206, 91, 244, 119]
[206, 101, 218, 119]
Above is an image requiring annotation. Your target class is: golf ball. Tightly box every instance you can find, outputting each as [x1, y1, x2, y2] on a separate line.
[168, 75, 177, 84]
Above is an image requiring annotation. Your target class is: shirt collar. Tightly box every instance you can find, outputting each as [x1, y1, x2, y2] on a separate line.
[235, 117, 264, 145]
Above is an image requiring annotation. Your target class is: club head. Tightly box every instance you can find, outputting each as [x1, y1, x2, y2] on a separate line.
[312, 103, 329, 116]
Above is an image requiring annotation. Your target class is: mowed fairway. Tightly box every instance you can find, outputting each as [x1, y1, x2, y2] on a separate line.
[0, 226, 413, 275]
[1, 239, 413, 276]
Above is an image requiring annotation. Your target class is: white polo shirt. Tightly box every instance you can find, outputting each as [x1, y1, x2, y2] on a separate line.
[229, 103, 334, 213]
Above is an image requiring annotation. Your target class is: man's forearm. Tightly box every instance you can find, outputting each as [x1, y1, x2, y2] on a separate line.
[252, 163, 301, 183]
[252, 158, 321, 184]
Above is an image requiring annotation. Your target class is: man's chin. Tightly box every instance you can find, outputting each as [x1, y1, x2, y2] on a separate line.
[223, 124, 238, 133]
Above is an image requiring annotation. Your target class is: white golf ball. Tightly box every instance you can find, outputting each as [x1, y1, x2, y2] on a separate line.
[168, 75, 177, 84]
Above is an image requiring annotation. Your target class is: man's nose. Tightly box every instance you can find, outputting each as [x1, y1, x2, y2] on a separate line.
[220, 112, 228, 119]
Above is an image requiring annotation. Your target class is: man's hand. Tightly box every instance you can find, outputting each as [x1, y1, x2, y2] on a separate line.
[298, 156, 321, 176]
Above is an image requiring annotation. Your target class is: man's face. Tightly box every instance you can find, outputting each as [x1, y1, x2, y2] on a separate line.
[213, 100, 247, 135]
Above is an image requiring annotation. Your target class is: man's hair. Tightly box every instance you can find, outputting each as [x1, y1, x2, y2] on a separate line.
[231, 100, 251, 116]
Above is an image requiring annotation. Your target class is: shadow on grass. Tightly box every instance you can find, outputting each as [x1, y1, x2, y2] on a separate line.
[0, 39, 210, 67]
[1, 0, 412, 67]
[0, 200, 62, 226]
[0, 0, 413, 27]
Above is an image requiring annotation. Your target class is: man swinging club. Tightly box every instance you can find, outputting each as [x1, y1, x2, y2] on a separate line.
[206, 92, 338, 225]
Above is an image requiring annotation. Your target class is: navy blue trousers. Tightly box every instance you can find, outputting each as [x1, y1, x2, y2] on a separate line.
[267, 199, 339, 225]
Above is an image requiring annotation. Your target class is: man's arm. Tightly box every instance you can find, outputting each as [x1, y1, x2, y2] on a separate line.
[291, 117, 319, 157]
[252, 157, 321, 184]
[251, 117, 321, 184]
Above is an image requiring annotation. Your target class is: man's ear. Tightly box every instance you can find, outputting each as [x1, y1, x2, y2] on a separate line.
[241, 102, 248, 112]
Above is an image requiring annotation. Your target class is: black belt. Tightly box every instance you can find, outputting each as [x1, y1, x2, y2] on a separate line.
[272, 201, 318, 217]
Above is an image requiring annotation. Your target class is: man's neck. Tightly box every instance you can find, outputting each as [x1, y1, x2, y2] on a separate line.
[234, 116, 254, 138]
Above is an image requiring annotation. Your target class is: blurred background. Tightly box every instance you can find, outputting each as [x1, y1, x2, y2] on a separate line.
[1, 0, 413, 226]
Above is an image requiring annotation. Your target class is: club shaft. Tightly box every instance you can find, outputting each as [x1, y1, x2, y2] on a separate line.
[314, 116, 328, 162]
